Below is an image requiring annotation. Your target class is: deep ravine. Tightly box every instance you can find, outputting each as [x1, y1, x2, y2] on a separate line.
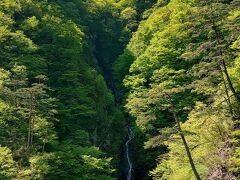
[91, 39, 136, 179]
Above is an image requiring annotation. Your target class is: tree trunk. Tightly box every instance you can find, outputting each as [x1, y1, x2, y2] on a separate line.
[93, 127, 98, 146]
[42, 142, 46, 152]
[171, 108, 201, 180]
[27, 91, 33, 149]
[221, 59, 240, 115]
[210, 10, 240, 115]
[30, 117, 34, 147]
[27, 118, 31, 149]
[220, 67, 234, 115]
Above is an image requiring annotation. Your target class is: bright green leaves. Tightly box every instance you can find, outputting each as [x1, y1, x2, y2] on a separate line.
[0, 19, 37, 68]
[123, 0, 194, 91]
[0, 0, 21, 14]
[0, 147, 16, 179]
[150, 102, 234, 179]
[21, 16, 39, 30]
[0, 29, 36, 52]
[0, 11, 14, 27]
[17, 153, 55, 180]
[0, 65, 58, 177]
[40, 15, 84, 49]
[81, 155, 115, 179]
[122, 0, 197, 129]
[125, 66, 190, 130]
[229, 128, 240, 175]
[33, 116, 57, 146]
[115, 0, 240, 179]
[45, 145, 115, 180]
[0, 0, 130, 179]
[120, 7, 137, 20]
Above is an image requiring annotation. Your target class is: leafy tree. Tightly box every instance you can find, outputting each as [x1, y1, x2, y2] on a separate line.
[115, 0, 240, 179]
[0, 65, 57, 178]
[0, 147, 16, 179]
[150, 102, 234, 179]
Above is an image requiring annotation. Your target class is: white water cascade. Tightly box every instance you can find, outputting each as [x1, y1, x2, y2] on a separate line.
[126, 127, 134, 180]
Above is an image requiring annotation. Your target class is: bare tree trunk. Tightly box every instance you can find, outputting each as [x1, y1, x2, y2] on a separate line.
[27, 91, 33, 149]
[30, 117, 34, 147]
[93, 127, 98, 146]
[221, 59, 240, 115]
[42, 142, 46, 152]
[171, 106, 201, 180]
[30, 94, 36, 147]
[220, 67, 234, 115]
[27, 118, 31, 149]
[210, 10, 240, 115]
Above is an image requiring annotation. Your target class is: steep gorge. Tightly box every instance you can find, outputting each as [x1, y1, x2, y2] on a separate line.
[0, 0, 239, 180]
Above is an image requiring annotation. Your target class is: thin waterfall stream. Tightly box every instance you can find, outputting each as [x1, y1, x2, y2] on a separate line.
[126, 127, 134, 180]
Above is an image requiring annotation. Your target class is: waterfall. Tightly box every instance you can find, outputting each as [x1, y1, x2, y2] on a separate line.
[126, 127, 134, 180]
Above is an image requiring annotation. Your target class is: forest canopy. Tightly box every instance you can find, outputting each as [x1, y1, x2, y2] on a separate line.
[0, 0, 239, 180]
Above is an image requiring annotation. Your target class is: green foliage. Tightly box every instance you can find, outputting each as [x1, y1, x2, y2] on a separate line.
[1, 0, 239, 179]
[0, 0, 129, 178]
[46, 145, 115, 180]
[150, 102, 233, 179]
[114, 0, 240, 179]
[0, 147, 16, 179]
[0, 65, 58, 179]
[229, 130, 240, 175]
